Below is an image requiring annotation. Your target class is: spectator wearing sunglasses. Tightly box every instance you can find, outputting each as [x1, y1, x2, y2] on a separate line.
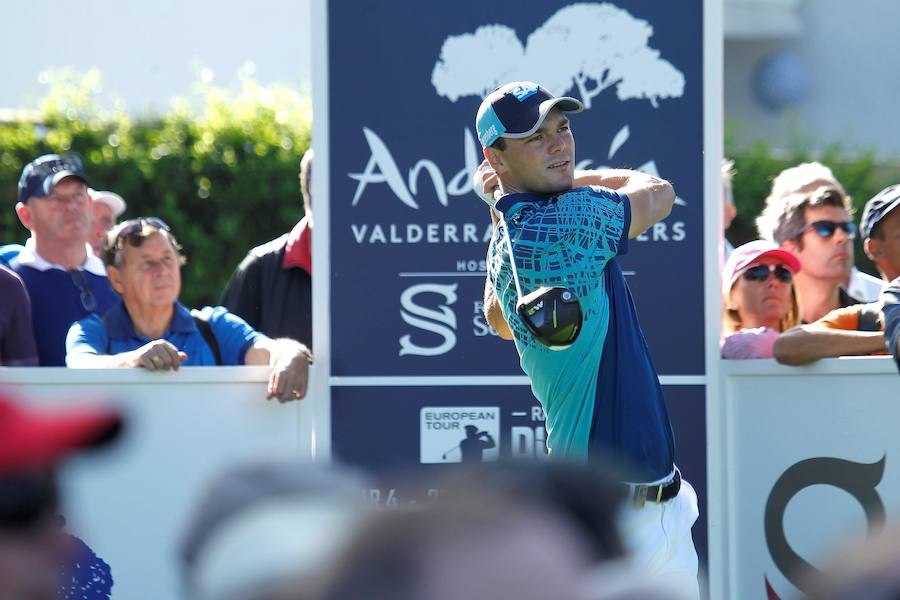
[762, 161, 884, 303]
[757, 186, 862, 323]
[8, 154, 119, 366]
[0, 391, 122, 600]
[65, 218, 312, 402]
[774, 186, 900, 365]
[721, 241, 801, 359]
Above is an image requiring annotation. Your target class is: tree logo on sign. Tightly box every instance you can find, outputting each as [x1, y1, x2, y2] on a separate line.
[431, 3, 685, 109]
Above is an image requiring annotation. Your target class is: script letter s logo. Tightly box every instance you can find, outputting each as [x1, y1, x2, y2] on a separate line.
[399, 284, 458, 357]
[764, 456, 886, 596]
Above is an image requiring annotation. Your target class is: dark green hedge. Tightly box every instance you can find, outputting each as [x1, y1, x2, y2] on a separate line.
[726, 128, 900, 278]
[0, 70, 311, 308]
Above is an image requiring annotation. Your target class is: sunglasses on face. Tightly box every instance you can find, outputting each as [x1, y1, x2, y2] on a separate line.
[742, 264, 793, 284]
[797, 220, 858, 240]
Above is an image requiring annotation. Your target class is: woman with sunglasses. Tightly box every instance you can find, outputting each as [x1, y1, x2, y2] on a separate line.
[721, 241, 802, 359]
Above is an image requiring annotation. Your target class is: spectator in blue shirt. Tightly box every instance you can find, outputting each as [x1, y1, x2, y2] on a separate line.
[66, 218, 312, 401]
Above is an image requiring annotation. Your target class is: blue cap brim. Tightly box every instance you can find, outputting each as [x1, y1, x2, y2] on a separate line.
[479, 96, 583, 148]
[499, 97, 584, 140]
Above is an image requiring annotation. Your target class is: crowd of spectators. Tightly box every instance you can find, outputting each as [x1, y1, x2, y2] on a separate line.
[0, 151, 314, 397]
[721, 160, 900, 369]
[1, 150, 895, 371]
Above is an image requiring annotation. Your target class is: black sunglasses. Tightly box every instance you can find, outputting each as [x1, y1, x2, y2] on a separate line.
[69, 269, 98, 312]
[742, 264, 793, 284]
[796, 220, 858, 240]
[104, 217, 171, 265]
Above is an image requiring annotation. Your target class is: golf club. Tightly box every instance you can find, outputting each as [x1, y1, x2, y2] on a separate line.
[495, 190, 583, 349]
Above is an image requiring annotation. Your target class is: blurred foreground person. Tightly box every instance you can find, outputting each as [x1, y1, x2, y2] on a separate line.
[180, 461, 370, 600]
[436, 460, 691, 600]
[318, 492, 590, 600]
[0, 391, 122, 600]
[806, 529, 900, 600]
[437, 460, 626, 563]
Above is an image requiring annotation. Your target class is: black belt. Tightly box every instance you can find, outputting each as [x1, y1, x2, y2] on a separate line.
[621, 468, 681, 509]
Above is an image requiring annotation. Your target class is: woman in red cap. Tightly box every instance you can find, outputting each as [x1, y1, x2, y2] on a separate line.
[721, 240, 802, 359]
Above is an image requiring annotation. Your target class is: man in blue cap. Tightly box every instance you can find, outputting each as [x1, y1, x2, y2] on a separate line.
[9, 154, 118, 366]
[474, 82, 698, 596]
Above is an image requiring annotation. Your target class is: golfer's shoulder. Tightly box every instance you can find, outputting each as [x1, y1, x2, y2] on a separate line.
[555, 185, 628, 219]
[554, 185, 624, 206]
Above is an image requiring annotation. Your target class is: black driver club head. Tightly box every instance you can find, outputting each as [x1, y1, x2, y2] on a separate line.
[515, 286, 583, 349]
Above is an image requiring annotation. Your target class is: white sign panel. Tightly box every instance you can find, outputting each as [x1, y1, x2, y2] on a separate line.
[716, 358, 899, 599]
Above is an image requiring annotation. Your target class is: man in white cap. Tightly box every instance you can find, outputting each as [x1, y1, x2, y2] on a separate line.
[88, 189, 126, 257]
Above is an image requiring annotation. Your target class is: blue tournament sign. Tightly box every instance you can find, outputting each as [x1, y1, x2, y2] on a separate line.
[328, 1, 704, 376]
[316, 0, 713, 586]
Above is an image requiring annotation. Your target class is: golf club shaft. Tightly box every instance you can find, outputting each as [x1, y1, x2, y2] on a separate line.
[494, 188, 527, 300]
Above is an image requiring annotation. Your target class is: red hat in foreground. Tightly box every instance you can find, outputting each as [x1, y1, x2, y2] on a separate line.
[0, 392, 122, 473]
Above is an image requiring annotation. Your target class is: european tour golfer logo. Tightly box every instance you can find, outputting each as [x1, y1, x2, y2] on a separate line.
[420, 407, 500, 464]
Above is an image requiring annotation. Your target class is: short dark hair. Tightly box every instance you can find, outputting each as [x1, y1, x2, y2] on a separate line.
[757, 186, 853, 249]
[870, 218, 888, 241]
[490, 138, 507, 151]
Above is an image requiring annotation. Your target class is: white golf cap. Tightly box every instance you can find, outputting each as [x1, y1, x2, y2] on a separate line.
[88, 188, 126, 219]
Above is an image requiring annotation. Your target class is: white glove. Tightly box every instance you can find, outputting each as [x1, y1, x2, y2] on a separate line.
[473, 159, 501, 209]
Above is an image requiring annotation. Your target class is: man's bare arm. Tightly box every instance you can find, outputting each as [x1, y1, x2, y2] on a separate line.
[484, 277, 513, 340]
[574, 169, 675, 239]
[773, 326, 887, 366]
[483, 206, 513, 340]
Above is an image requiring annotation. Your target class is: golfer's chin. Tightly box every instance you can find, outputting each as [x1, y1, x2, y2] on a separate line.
[542, 171, 574, 195]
